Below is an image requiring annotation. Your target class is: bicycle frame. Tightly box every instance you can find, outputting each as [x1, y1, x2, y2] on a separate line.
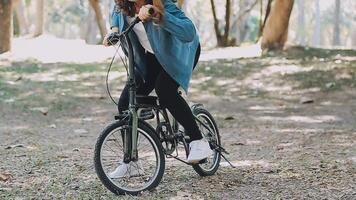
[116, 19, 223, 165]
[120, 24, 139, 163]
[118, 18, 186, 163]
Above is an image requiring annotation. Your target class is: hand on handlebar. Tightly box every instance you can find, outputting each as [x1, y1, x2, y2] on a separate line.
[103, 31, 119, 47]
[138, 5, 155, 22]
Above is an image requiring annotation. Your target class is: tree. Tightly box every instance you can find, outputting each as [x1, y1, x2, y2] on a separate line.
[0, 0, 12, 53]
[312, 0, 321, 46]
[333, 0, 341, 46]
[352, 19, 356, 47]
[296, 0, 305, 45]
[89, 0, 107, 41]
[210, 0, 234, 47]
[13, 0, 29, 35]
[34, 0, 44, 37]
[231, 0, 258, 45]
[261, 0, 294, 50]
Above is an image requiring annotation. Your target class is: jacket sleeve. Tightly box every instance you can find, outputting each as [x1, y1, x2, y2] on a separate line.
[160, 1, 196, 43]
[111, 5, 124, 31]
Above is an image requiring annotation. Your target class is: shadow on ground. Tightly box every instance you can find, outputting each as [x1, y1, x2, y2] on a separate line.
[1, 47, 355, 199]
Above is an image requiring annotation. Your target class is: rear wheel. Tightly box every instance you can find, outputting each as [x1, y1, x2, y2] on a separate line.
[192, 108, 221, 176]
[94, 120, 165, 195]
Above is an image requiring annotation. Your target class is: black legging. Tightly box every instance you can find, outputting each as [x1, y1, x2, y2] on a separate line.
[118, 48, 202, 141]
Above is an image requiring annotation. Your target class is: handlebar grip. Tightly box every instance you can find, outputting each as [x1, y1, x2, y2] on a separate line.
[134, 8, 155, 24]
[133, 7, 155, 24]
[107, 32, 120, 45]
[115, 6, 156, 37]
[148, 7, 155, 15]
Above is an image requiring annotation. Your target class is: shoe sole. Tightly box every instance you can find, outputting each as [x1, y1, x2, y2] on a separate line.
[187, 158, 208, 164]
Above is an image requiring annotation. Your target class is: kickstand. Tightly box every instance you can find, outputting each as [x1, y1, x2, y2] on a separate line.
[214, 144, 236, 168]
[220, 153, 236, 168]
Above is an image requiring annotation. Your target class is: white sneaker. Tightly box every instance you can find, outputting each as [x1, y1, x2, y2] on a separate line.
[187, 139, 213, 163]
[109, 161, 145, 179]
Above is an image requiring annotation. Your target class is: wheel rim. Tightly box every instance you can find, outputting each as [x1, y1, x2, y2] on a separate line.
[99, 125, 161, 192]
[196, 113, 220, 172]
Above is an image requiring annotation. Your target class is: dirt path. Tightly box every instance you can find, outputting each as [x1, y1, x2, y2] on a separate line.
[1, 48, 355, 199]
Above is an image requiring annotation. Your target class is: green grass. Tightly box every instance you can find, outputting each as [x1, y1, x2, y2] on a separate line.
[59, 63, 108, 74]
[1, 47, 355, 112]
[0, 62, 112, 112]
[284, 69, 356, 92]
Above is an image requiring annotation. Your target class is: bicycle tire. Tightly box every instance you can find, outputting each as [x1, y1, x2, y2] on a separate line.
[94, 120, 165, 195]
[192, 108, 221, 176]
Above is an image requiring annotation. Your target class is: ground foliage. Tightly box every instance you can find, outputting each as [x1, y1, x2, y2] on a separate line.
[0, 47, 355, 199]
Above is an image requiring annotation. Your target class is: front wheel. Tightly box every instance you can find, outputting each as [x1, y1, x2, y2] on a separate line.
[192, 107, 221, 176]
[94, 120, 165, 195]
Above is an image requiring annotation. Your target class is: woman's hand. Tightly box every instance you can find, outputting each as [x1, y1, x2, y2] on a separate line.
[138, 5, 155, 22]
[103, 34, 110, 46]
[103, 27, 119, 46]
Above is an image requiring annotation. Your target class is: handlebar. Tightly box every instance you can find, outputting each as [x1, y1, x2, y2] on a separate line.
[107, 7, 155, 45]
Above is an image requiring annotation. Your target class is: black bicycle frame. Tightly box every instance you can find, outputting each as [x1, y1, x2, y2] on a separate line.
[119, 22, 140, 163]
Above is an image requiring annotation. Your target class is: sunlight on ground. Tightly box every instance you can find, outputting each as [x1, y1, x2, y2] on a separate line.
[200, 44, 262, 61]
[255, 115, 342, 123]
[220, 159, 275, 169]
[0, 35, 263, 64]
[1, 35, 117, 63]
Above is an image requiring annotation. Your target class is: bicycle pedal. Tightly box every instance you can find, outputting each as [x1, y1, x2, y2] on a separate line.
[190, 158, 207, 165]
[115, 113, 128, 120]
[139, 110, 155, 120]
[199, 158, 207, 164]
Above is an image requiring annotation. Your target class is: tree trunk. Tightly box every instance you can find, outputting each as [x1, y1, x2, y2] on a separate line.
[312, 0, 320, 46]
[222, 0, 231, 45]
[259, 0, 272, 38]
[89, 0, 107, 41]
[233, 0, 257, 45]
[210, 0, 233, 47]
[0, 0, 12, 53]
[261, 0, 294, 50]
[15, 0, 29, 35]
[13, 0, 29, 35]
[210, 0, 222, 46]
[332, 0, 341, 46]
[296, 0, 305, 45]
[85, 8, 100, 44]
[34, 0, 44, 37]
[352, 22, 356, 48]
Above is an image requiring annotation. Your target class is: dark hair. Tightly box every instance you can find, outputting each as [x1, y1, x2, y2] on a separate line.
[115, 0, 136, 17]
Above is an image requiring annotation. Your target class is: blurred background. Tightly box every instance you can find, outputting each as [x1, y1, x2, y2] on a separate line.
[1, 1, 356, 199]
[0, 0, 355, 52]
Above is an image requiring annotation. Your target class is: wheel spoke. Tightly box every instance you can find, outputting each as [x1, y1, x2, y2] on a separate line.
[96, 122, 163, 194]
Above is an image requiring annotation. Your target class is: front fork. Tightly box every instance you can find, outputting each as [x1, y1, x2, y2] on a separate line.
[123, 68, 139, 163]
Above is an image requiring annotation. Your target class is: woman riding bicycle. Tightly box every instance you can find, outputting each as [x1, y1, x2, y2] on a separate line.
[103, 0, 212, 178]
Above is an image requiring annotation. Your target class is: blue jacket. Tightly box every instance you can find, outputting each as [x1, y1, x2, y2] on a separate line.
[111, 0, 200, 93]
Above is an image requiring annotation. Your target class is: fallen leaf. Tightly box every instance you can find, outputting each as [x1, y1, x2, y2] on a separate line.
[49, 124, 57, 129]
[0, 173, 13, 182]
[224, 116, 235, 120]
[5, 144, 25, 149]
[74, 129, 88, 134]
[300, 97, 314, 104]
[30, 107, 49, 115]
[325, 82, 335, 89]
[231, 142, 245, 146]
[58, 155, 69, 159]
[15, 76, 22, 81]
